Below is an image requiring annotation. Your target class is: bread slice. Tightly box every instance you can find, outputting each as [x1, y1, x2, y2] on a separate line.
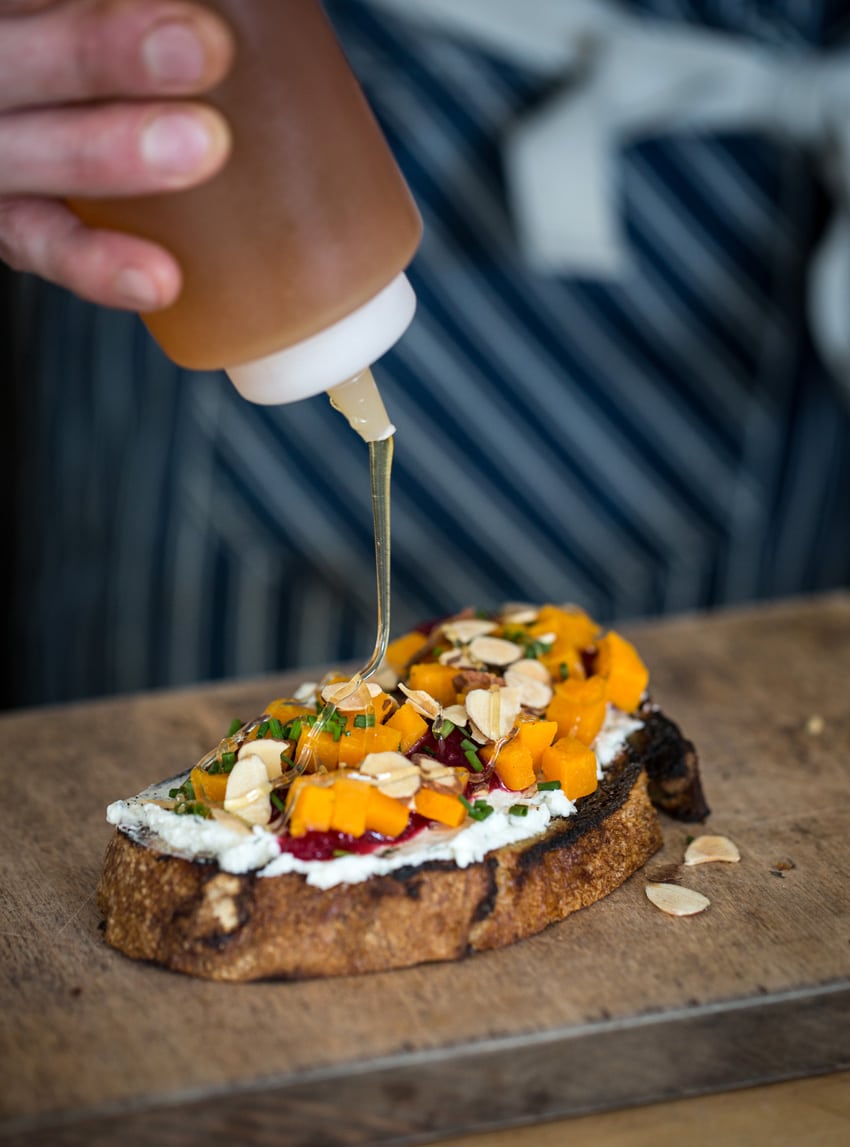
[97, 706, 701, 981]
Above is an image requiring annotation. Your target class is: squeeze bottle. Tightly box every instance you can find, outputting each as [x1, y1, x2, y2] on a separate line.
[71, 0, 422, 433]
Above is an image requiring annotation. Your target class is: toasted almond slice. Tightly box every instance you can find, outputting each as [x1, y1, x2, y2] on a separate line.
[237, 740, 288, 780]
[684, 835, 740, 866]
[503, 664, 553, 709]
[398, 683, 442, 720]
[465, 686, 521, 742]
[372, 662, 399, 691]
[499, 605, 539, 625]
[468, 635, 524, 666]
[441, 703, 469, 727]
[505, 658, 551, 683]
[321, 677, 375, 711]
[293, 681, 318, 703]
[805, 714, 825, 736]
[224, 756, 272, 825]
[645, 883, 710, 916]
[210, 809, 254, 835]
[441, 618, 497, 644]
[438, 648, 476, 668]
[360, 752, 421, 798]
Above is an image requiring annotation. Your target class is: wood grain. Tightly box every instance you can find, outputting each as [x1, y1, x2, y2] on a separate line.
[1, 593, 849, 1146]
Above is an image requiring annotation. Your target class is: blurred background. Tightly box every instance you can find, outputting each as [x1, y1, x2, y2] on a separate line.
[2, 0, 850, 709]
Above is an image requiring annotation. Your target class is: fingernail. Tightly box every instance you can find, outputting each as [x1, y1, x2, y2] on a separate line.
[141, 112, 214, 176]
[114, 268, 160, 310]
[142, 21, 206, 86]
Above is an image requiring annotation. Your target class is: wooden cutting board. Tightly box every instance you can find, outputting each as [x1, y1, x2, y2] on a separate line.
[1, 594, 849, 1146]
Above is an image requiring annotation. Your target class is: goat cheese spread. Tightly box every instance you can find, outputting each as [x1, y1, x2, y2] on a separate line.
[106, 707, 642, 890]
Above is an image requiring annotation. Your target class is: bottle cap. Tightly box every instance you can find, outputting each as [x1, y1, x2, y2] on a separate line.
[226, 273, 416, 405]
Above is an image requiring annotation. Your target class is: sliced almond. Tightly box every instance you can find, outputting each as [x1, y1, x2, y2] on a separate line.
[293, 681, 318, 703]
[503, 664, 553, 709]
[505, 658, 551, 683]
[468, 635, 524, 666]
[438, 648, 476, 668]
[441, 618, 497, 644]
[237, 740, 288, 780]
[684, 835, 741, 866]
[805, 714, 825, 736]
[465, 686, 521, 742]
[372, 663, 399, 691]
[210, 808, 254, 835]
[441, 703, 469, 727]
[499, 605, 539, 625]
[416, 758, 461, 789]
[360, 750, 421, 799]
[321, 677, 376, 711]
[224, 755, 272, 826]
[398, 683, 442, 721]
[645, 883, 710, 916]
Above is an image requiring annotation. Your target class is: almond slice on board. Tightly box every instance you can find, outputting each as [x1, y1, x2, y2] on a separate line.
[645, 883, 710, 916]
[684, 835, 740, 866]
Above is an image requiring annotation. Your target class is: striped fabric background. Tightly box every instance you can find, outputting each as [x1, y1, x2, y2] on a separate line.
[3, 0, 850, 707]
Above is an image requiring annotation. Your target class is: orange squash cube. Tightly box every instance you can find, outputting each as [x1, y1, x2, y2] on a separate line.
[289, 782, 335, 837]
[407, 662, 458, 707]
[263, 699, 314, 725]
[595, 631, 649, 713]
[385, 701, 428, 751]
[385, 631, 427, 672]
[328, 778, 371, 836]
[540, 737, 598, 800]
[189, 765, 228, 805]
[295, 726, 341, 772]
[516, 719, 558, 766]
[546, 675, 607, 745]
[493, 739, 536, 791]
[365, 788, 410, 838]
[336, 724, 402, 768]
[414, 787, 467, 828]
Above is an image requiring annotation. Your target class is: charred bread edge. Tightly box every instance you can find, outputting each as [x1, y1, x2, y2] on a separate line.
[96, 714, 697, 981]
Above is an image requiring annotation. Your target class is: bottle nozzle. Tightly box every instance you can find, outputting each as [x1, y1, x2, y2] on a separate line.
[327, 369, 395, 442]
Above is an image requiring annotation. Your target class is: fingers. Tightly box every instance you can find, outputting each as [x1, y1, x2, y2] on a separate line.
[0, 0, 235, 110]
[0, 100, 231, 197]
[0, 196, 182, 309]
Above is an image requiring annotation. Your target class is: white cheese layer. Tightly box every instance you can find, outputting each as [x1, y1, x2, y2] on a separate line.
[106, 707, 642, 889]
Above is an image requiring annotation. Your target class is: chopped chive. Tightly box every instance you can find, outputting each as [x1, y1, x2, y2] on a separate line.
[353, 712, 376, 729]
[257, 721, 270, 738]
[268, 717, 284, 740]
[509, 803, 529, 817]
[332, 722, 344, 742]
[169, 778, 195, 801]
[270, 791, 286, 813]
[227, 718, 243, 737]
[431, 645, 447, 658]
[459, 794, 474, 813]
[280, 752, 295, 768]
[538, 780, 562, 791]
[460, 737, 477, 752]
[332, 849, 353, 858]
[287, 719, 303, 742]
[220, 750, 236, 771]
[559, 662, 569, 680]
[464, 748, 483, 772]
[438, 719, 455, 739]
[208, 760, 222, 775]
[459, 794, 493, 820]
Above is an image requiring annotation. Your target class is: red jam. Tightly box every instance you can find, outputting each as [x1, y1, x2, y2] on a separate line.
[278, 813, 429, 862]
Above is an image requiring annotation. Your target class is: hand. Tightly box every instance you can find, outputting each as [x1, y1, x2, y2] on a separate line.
[0, 0, 234, 310]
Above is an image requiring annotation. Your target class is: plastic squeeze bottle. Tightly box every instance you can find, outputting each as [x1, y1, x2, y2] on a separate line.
[71, 0, 422, 439]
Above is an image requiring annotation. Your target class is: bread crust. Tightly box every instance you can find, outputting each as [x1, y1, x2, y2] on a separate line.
[98, 742, 665, 982]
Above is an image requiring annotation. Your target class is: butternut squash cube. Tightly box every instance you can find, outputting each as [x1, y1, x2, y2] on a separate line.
[546, 675, 607, 745]
[336, 724, 402, 768]
[365, 788, 410, 838]
[540, 737, 598, 800]
[189, 765, 228, 806]
[595, 631, 649, 713]
[414, 787, 467, 828]
[385, 701, 428, 751]
[492, 739, 536, 791]
[516, 719, 558, 766]
[289, 782, 335, 837]
[385, 631, 427, 672]
[328, 778, 371, 836]
[407, 662, 458, 708]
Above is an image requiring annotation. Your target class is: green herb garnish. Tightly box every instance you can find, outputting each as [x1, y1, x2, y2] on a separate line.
[538, 780, 562, 791]
[509, 804, 529, 817]
[227, 718, 243, 737]
[270, 791, 286, 813]
[438, 719, 455, 739]
[559, 662, 569, 681]
[459, 794, 494, 821]
[464, 749, 483, 772]
[353, 713, 376, 729]
[268, 717, 284, 740]
[220, 750, 236, 772]
[256, 721, 270, 738]
[173, 800, 211, 818]
[168, 777, 195, 801]
[332, 849, 353, 858]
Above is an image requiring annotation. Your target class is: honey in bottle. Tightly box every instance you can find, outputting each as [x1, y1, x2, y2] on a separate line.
[71, 0, 422, 429]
